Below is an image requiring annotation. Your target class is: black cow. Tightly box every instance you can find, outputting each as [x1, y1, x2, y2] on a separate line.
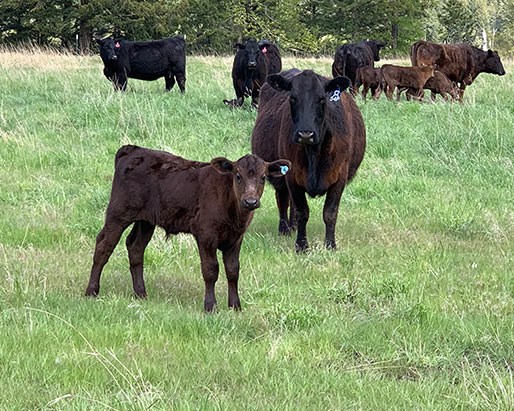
[223, 39, 282, 107]
[332, 40, 387, 94]
[96, 36, 186, 92]
[252, 69, 366, 251]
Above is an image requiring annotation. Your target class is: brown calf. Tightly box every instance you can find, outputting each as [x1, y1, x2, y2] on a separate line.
[85, 145, 290, 311]
[381, 64, 435, 101]
[404, 70, 459, 102]
[355, 66, 382, 101]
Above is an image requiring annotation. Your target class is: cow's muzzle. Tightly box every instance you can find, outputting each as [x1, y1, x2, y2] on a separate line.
[294, 131, 317, 145]
[111, 55, 117, 61]
[248, 62, 257, 68]
[242, 198, 260, 210]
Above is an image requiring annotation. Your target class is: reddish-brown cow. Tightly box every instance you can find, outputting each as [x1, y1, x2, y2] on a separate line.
[410, 40, 505, 100]
[381, 64, 435, 101]
[251, 69, 366, 252]
[85, 145, 290, 311]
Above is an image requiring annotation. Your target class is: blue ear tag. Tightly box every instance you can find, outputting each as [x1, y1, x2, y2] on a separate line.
[330, 88, 341, 102]
[280, 165, 289, 175]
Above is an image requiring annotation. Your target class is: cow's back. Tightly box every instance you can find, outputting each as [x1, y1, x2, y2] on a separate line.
[251, 69, 298, 162]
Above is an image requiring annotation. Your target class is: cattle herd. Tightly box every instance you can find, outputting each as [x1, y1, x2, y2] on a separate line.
[90, 36, 506, 311]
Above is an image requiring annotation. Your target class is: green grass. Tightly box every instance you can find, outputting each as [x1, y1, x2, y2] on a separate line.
[1, 50, 514, 409]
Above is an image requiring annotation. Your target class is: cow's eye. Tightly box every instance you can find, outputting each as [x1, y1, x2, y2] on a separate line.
[290, 96, 297, 104]
[319, 97, 326, 105]
[236, 173, 242, 183]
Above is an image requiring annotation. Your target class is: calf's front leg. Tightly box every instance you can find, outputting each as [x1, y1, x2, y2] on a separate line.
[198, 244, 219, 312]
[222, 239, 243, 310]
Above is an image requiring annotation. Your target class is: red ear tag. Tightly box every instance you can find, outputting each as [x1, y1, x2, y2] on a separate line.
[115, 42, 120, 48]
[262, 46, 267, 53]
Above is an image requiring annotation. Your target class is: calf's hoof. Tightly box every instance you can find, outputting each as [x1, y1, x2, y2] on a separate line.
[134, 290, 147, 299]
[85, 286, 99, 297]
[229, 299, 241, 311]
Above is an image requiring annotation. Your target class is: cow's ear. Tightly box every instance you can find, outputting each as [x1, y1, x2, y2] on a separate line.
[211, 157, 234, 174]
[266, 159, 291, 178]
[267, 74, 291, 91]
[234, 43, 245, 50]
[325, 76, 351, 93]
[95, 38, 104, 45]
[487, 49, 493, 56]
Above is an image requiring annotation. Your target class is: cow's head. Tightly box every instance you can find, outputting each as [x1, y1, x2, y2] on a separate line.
[96, 38, 118, 62]
[211, 155, 291, 211]
[484, 50, 505, 76]
[367, 40, 387, 61]
[267, 70, 350, 146]
[234, 39, 270, 69]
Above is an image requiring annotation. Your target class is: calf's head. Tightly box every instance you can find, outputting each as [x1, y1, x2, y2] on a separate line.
[235, 39, 270, 69]
[211, 155, 291, 211]
[484, 50, 505, 76]
[96, 38, 118, 62]
[267, 70, 350, 146]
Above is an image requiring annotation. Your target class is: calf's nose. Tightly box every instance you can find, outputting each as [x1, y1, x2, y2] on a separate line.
[243, 198, 260, 210]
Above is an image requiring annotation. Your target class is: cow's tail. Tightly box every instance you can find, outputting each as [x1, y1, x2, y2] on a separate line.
[341, 47, 349, 78]
[410, 40, 423, 66]
[115, 144, 139, 165]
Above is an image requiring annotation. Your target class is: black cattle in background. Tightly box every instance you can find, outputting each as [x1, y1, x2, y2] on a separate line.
[96, 36, 186, 92]
[223, 39, 282, 107]
[332, 40, 387, 94]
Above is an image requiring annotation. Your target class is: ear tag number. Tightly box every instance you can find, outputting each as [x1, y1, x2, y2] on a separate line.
[262, 46, 267, 53]
[280, 165, 289, 175]
[115, 42, 120, 48]
[330, 88, 341, 102]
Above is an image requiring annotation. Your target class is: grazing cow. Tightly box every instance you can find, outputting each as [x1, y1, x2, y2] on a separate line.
[96, 36, 186, 92]
[85, 145, 290, 311]
[410, 40, 505, 99]
[355, 66, 382, 101]
[381, 64, 435, 101]
[251, 69, 366, 251]
[332, 40, 387, 94]
[404, 70, 460, 102]
[223, 39, 282, 107]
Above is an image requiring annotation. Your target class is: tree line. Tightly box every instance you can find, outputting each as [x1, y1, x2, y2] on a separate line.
[1, 0, 513, 56]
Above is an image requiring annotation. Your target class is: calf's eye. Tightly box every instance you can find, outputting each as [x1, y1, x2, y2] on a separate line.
[236, 173, 242, 183]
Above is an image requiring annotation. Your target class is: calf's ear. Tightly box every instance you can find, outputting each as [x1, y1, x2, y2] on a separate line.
[211, 157, 234, 174]
[267, 74, 291, 92]
[325, 76, 351, 93]
[266, 159, 292, 178]
[234, 43, 245, 50]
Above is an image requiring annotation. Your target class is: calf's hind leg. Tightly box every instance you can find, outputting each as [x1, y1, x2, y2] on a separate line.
[126, 221, 155, 298]
[86, 219, 130, 296]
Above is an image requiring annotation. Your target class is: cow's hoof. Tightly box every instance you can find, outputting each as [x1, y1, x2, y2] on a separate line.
[204, 300, 217, 313]
[278, 221, 292, 236]
[295, 241, 309, 253]
[134, 290, 147, 299]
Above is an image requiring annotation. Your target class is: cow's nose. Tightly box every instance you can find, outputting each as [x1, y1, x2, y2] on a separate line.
[248, 61, 257, 67]
[111, 55, 117, 60]
[243, 199, 260, 209]
[297, 131, 316, 144]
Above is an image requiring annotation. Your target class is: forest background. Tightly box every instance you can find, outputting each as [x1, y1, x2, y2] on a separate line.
[1, 0, 514, 56]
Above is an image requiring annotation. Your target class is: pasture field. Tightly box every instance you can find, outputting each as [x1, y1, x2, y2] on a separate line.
[1, 49, 514, 410]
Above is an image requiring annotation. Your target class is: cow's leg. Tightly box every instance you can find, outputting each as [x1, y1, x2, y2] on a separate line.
[126, 221, 155, 298]
[323, 179, 346, 250]
[86, 219, 130, 296]
[288, 199, 297, 231]
[432, 91, 439, 102]
[113, 72, 127, 91]
[289, 183, 309, 252]
[165, 73, 175, 91]
[222, 239, 243, 310]
[371, 85, 379, 100]
[175, 71, 186, 93]
[385, 82, 394, 101]
[198, 243, 219, 312]
[251, 87, 260, 108]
